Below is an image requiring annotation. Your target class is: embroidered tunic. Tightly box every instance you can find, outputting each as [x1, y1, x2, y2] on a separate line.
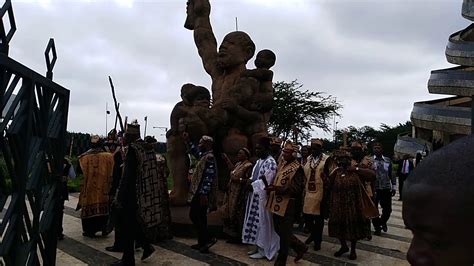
[303, 154, 329, 215]
[266, 160, 301, 216]
[242, 155, 279, 260]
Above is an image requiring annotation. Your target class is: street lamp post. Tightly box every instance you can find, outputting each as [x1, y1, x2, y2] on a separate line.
[144, 116, 148, 138]
[105, 102, 110, 136]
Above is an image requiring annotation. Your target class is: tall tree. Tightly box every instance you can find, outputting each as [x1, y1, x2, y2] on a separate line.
[333, 121, 412, 157]
[269, 80, 341, 143]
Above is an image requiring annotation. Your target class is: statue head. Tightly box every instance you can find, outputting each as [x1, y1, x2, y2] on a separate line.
[217, 31, 255, 69]
[193, 86, 211, 108]
[255, 49, 276, 69]
[180, 83, 211, 107]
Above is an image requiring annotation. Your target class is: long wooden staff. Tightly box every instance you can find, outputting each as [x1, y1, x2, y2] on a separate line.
[108, 76, 124, 132]
[114, 103, 120, 131]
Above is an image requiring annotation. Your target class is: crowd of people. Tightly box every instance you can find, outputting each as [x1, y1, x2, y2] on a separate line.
[59, 121, 172, 266]
[59, 120, 448, 266]
[182, 133, 421, 265]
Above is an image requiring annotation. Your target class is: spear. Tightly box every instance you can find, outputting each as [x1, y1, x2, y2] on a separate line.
[108, 76, 124, 132]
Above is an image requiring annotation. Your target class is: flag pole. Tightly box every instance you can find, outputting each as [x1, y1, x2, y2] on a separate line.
[144, 116, 148, 138]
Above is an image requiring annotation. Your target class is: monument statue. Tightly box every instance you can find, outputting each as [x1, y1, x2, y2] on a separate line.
[168, 0, 276, 205]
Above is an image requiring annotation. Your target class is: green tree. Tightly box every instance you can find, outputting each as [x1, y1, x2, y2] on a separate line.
[333, 121, 412, 157]
[269, 80, 342, 143]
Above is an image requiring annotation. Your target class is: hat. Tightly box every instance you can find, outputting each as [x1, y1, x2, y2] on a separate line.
[200, 135, 213, 143]
[270, 137, 283, 146]
[144, 136, 157, 144]
[125, 119, 140, 135]
[310, 138, 323, 146]
[90, 135, 100, 144]
[282, 141, 298, 152]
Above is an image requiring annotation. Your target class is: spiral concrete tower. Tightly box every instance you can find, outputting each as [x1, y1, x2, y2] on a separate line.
[409, 0, 474, 151]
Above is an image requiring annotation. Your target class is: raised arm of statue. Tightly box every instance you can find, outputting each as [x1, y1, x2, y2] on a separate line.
[185, 0, 218, 77]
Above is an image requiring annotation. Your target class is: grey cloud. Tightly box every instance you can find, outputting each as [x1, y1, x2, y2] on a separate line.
[5, 0, 468, 140]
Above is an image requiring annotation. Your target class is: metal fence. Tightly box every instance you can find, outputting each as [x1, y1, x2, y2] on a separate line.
[0, 0, 70, 265]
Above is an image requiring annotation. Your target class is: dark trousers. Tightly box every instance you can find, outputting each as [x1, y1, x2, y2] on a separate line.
[189, 196, 210, 246]
[372, 189, 392, 230]
[398, 174, 408, 199]
[303, 214, 313, 231]
[57, 181, 68, 237]
[112, 209, 124, 249]
[273, 207, 306, 265]
[304, 214, 324, 245]
[121, 206, 152, 265]
[58, 199, 65, 236]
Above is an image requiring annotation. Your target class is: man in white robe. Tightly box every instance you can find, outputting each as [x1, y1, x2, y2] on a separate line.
[242, 137, 280, 260]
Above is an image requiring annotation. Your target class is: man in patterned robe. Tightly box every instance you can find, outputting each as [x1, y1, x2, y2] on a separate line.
[77, 135, 114, 237]
[242, 137, 279, 260]
[267, 141, 307, 265]
[112, 121, 159, 266]
[185, 134, 219, 254]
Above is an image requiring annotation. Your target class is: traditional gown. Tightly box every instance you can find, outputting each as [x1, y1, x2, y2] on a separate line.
[242, 155, 280, 260]
[78, 148, 114, 235]
[131, 141, 170, 242]
[328, 168, 369, 241]
[223, 160, 253, 239]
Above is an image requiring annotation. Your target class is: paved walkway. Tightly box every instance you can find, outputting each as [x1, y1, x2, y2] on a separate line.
[57, 193, 411, 265]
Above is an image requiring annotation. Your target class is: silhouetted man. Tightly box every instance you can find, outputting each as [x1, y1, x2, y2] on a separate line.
[403, 135, 474, 265]
[112, 121, 156, 266]
[185, 134, 218, 254]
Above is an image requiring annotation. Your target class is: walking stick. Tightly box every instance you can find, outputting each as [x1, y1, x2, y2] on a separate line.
[108, 76, 125, 132]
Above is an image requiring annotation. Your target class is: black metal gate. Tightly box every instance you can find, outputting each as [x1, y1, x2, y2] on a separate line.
[0, 0, 70, 265]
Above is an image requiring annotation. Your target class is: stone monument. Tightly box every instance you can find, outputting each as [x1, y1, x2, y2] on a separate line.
[407, 0, 474, 153]
[168, 0, 276, 205]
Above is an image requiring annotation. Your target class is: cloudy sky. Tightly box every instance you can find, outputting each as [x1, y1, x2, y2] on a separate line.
[8, 0, 468, 141]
